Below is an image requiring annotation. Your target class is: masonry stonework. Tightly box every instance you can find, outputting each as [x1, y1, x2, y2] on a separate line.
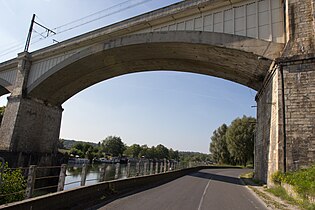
[281, 60, 315, 171]
[0, 97, 62, 153]
[255, 64, 284, 184]
[254, 0, 315, 184]
[0, 53, 63, 166]
[280, 0, 315, 171]
[284, 0, 315, 57]
[0, 0, 314, 182]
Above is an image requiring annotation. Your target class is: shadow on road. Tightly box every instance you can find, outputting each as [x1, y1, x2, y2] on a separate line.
[189, 171, 243, 186]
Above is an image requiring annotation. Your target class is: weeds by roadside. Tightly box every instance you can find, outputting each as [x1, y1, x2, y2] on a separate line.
[272, 165, 315, 200]
[270, 166, 315, 210]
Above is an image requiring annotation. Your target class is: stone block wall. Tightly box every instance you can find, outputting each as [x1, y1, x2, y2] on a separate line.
[284, 0, 315, 57]
[279, 0, 315, 172]
[255, 64, 283, 184]
[281, 59, 315, 171]
[0, 97, 63, 154]
[255, 78, 271, 182]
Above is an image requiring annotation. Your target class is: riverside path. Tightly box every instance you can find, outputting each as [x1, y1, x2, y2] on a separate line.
[95, 168, 269, 210]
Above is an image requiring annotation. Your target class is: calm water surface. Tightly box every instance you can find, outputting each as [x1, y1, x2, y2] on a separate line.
[64, 163, 141, 190]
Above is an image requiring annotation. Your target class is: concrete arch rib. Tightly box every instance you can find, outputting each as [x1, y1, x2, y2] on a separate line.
[28, 31, 284, 105]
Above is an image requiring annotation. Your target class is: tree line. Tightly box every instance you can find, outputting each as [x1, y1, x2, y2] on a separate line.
[209, 115, 255, 166]
[1, 103, 254, 166]
[61, 136, 183, 162]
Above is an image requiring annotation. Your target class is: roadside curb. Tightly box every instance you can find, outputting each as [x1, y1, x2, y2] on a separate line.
[239, 178, 300, 210]
[239, 178, 272, 210]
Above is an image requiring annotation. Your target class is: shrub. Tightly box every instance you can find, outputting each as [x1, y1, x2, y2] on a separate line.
[0, 163, 27, 205]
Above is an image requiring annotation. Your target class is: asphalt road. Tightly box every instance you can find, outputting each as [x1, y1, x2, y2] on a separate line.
[97, 168, 269, 210]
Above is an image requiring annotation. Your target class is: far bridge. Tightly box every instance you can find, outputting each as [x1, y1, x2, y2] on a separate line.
[0, 0, 314, 184]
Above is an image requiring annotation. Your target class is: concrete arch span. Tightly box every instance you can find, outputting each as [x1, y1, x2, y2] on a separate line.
[27, 31, 284, 105]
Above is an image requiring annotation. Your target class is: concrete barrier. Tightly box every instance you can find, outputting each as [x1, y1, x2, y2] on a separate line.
[0, 166, 209, 210]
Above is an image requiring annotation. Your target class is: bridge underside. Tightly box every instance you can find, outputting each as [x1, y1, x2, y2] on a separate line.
[27, 32, 281, 106]
[0, 86, 9, 97]
[0, 0, 315, 186]
[0, 31, 282, 170]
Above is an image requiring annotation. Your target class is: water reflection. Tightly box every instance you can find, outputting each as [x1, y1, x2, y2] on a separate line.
[64, 163, 129, 190]
[64, 161, 182, 191]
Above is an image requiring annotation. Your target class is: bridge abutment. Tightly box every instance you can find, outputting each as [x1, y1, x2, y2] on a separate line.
[278, 58, 315, 172]
[0, 52, 63, 166]
[255, 64, 284, 184]
[255, 59, 315, 185]
[255, 0, 315, 184]
[281, 0, 315, 171]
[0, 96, 63, 167]
[0, 96, 62, 154]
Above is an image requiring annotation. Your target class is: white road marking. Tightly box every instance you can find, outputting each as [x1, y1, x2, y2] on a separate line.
[197, 178, 212, 210]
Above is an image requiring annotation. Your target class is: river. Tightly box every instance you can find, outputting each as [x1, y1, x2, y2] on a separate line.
[64, 162, 154, 190]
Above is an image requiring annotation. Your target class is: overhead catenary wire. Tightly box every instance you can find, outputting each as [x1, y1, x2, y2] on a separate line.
[0, 30, 46, 54]
[49, 0, 154, 36]
[53, 0, 131, 30]
[0, 0, 154, 58]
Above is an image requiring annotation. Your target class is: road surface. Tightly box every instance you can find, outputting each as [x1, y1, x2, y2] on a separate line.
[97, 168, 269, 210]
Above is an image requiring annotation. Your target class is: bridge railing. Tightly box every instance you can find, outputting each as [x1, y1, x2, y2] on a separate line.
[0, 159, 207, 205]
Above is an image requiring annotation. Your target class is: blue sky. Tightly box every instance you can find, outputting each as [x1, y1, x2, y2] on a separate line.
[0, 0, 257, 153]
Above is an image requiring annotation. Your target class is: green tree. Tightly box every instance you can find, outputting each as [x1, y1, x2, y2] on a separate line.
[139, 144, 149, 158]
[70, 142, 94, 158]
[0, 163, 26, 204]
[124, 144, 141, 158]
[226, 116, 255, 166]
[155, 144, 169, 159]
[58, 139, 65, 149]
[101, 136, 125, 157]
[209, 124, 231, 164]
[73, 142, 84, 151]
[85, 148, 94, 162]
[69, 148, 84, 157]
[146, 146, 156, 159]
[169, 148, 179, 161]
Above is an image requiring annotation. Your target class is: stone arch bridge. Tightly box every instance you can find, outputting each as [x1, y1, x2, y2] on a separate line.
[0, 0, 314, 184]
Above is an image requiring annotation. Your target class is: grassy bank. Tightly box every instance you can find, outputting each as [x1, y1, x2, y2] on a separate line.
[240, 167, 315, 210]
[270, 165, 315, 210]
[272, 165, 315, 199]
